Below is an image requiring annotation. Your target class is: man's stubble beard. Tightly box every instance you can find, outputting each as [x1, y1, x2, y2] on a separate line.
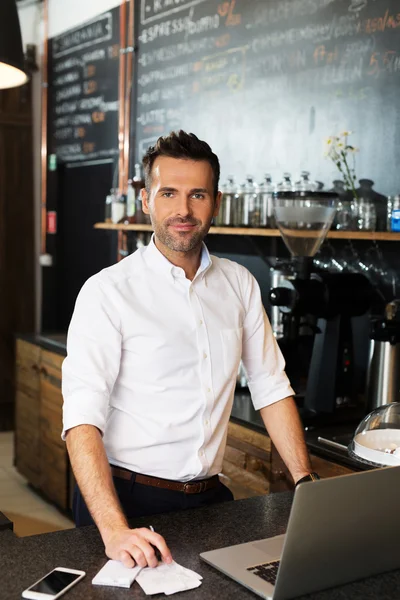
[151, 217, 212, 253]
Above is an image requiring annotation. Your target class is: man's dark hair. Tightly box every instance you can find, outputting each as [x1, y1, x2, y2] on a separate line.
[142, 130, 220, 198]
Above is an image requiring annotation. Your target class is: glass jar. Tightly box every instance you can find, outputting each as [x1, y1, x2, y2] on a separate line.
[216, 176, 235, 227]
[335, 199, 354, 230]
[235, 176, 260, 227]
[244, 176, 261, 227]
[355, 198, 377, 231]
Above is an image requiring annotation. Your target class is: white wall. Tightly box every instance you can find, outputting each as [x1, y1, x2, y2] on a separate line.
[18, 2, 42, 46]
[17, 0, 120, 331]
[19, 0, 120, 43]
[48, 0, 120, 38]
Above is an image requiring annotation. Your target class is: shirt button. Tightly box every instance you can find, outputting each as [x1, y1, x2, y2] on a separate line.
[207, 387, 211, 393]
[190, 288, 194, 294]
[203, 352, 208, 359]
[199, 320, 203, 325]
[205, 420, 209, 426]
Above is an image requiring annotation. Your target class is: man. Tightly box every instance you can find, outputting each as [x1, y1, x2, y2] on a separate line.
[62, 130, 317, 571]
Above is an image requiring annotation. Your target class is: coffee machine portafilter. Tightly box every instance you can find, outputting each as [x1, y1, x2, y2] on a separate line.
[269, 192, 374, 416]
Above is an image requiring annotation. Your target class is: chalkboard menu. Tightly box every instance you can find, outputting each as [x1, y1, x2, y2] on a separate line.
[48, 6, 120, 163]
[136, 0, 400, 195]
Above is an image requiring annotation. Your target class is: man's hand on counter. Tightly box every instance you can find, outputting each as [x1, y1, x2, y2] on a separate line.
[103, 526, 173, 569]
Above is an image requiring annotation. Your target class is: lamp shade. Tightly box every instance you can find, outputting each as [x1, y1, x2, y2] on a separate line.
[0, 0, 29, 89]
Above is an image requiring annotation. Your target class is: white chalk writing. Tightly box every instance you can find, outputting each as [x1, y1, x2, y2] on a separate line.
[56, 85, 82, 101]
[54, 57, 82, 73]
[249, 0, 338, 27]
[54, 71, 80, 86]
[140, 14, 219, 44]
[138, 63, 191, 86]
[139, 37, 214, 67]
[251, 14, 360, 52]
[141, 0, 208, 25]
[81, 49, 106, 63]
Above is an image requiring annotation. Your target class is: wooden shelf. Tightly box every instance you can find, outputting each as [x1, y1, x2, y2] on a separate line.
[94, 223, 400, 241]
[95, 222, 153, 231]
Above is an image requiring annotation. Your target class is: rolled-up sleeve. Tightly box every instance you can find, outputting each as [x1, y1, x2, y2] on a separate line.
[241, 270, 294, 410]
[61, 276, 122, 439]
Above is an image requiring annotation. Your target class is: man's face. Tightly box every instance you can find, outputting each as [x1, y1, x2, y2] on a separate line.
[142, 156, 221, 253]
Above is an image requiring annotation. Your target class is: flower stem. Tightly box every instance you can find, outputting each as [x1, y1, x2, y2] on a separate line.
[342, 155, 359, 201]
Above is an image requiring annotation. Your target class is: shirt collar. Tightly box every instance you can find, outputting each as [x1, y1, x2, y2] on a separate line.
[144, 234, 212, 282]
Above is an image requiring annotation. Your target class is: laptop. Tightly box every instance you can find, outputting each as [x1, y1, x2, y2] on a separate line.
[200, 466, 400, 599]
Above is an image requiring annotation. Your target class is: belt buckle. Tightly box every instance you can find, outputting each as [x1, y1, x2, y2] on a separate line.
[184, 481, 206, 494]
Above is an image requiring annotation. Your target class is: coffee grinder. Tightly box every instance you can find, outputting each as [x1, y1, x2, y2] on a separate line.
[269, 192, 373, 417]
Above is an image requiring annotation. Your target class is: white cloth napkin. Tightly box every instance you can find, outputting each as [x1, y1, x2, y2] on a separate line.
[136, 561, 203, 595]
[92, 560, 142, 588]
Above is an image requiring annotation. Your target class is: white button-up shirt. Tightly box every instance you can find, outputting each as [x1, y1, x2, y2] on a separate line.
[62, 238, 294, 481]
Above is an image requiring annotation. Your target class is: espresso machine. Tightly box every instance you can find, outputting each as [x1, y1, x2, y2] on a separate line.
[269, 192, 374, 417]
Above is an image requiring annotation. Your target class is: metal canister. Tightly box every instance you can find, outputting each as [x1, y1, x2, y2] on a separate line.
[366, 302, 400, 411]
[270, 268, 290, 339]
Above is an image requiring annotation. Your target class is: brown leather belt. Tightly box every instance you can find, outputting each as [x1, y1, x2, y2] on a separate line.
[110, 466, 219, 494]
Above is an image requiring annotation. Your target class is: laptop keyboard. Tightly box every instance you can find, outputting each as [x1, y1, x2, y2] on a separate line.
[247, 560, 280, 585]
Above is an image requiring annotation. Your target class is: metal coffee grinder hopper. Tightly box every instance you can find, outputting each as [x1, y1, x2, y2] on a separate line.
[269, 192, 373, 416]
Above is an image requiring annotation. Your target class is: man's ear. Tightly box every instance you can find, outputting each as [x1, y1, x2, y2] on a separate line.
[141, 188, 150, 214]
[213, 191, 222, 217]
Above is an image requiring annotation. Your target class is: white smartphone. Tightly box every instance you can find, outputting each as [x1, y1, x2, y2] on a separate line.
[21, 567, 86, 600]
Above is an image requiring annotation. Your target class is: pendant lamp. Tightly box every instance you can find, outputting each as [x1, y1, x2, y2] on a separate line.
[0, 0, 29, 89]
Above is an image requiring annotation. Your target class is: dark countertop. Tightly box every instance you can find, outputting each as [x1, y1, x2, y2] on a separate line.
[17, 332, 67, 356]
[2, 493, 400, 600]
[304, 427, 372, 471]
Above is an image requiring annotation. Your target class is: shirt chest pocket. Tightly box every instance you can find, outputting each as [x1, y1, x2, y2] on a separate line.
[220, 328, 243, 379]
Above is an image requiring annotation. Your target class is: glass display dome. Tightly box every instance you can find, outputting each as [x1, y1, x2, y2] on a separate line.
[349, 403, 400, 466]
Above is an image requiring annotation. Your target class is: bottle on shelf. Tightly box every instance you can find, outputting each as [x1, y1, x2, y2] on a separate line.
[355, 179, 387, 232]
[125, 179, 136, 222]
[111, 189, 127, 224]
[133, 163, 143, 187]
[105, 188, 114, 223]
[387, 195, 400, 232]
[259, 174, 275, 228]
[117, 191, 128, 224]
[132, 163, 151, 225]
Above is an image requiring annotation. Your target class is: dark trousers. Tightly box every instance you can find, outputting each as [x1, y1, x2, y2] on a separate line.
[73, 473, 234, 527]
